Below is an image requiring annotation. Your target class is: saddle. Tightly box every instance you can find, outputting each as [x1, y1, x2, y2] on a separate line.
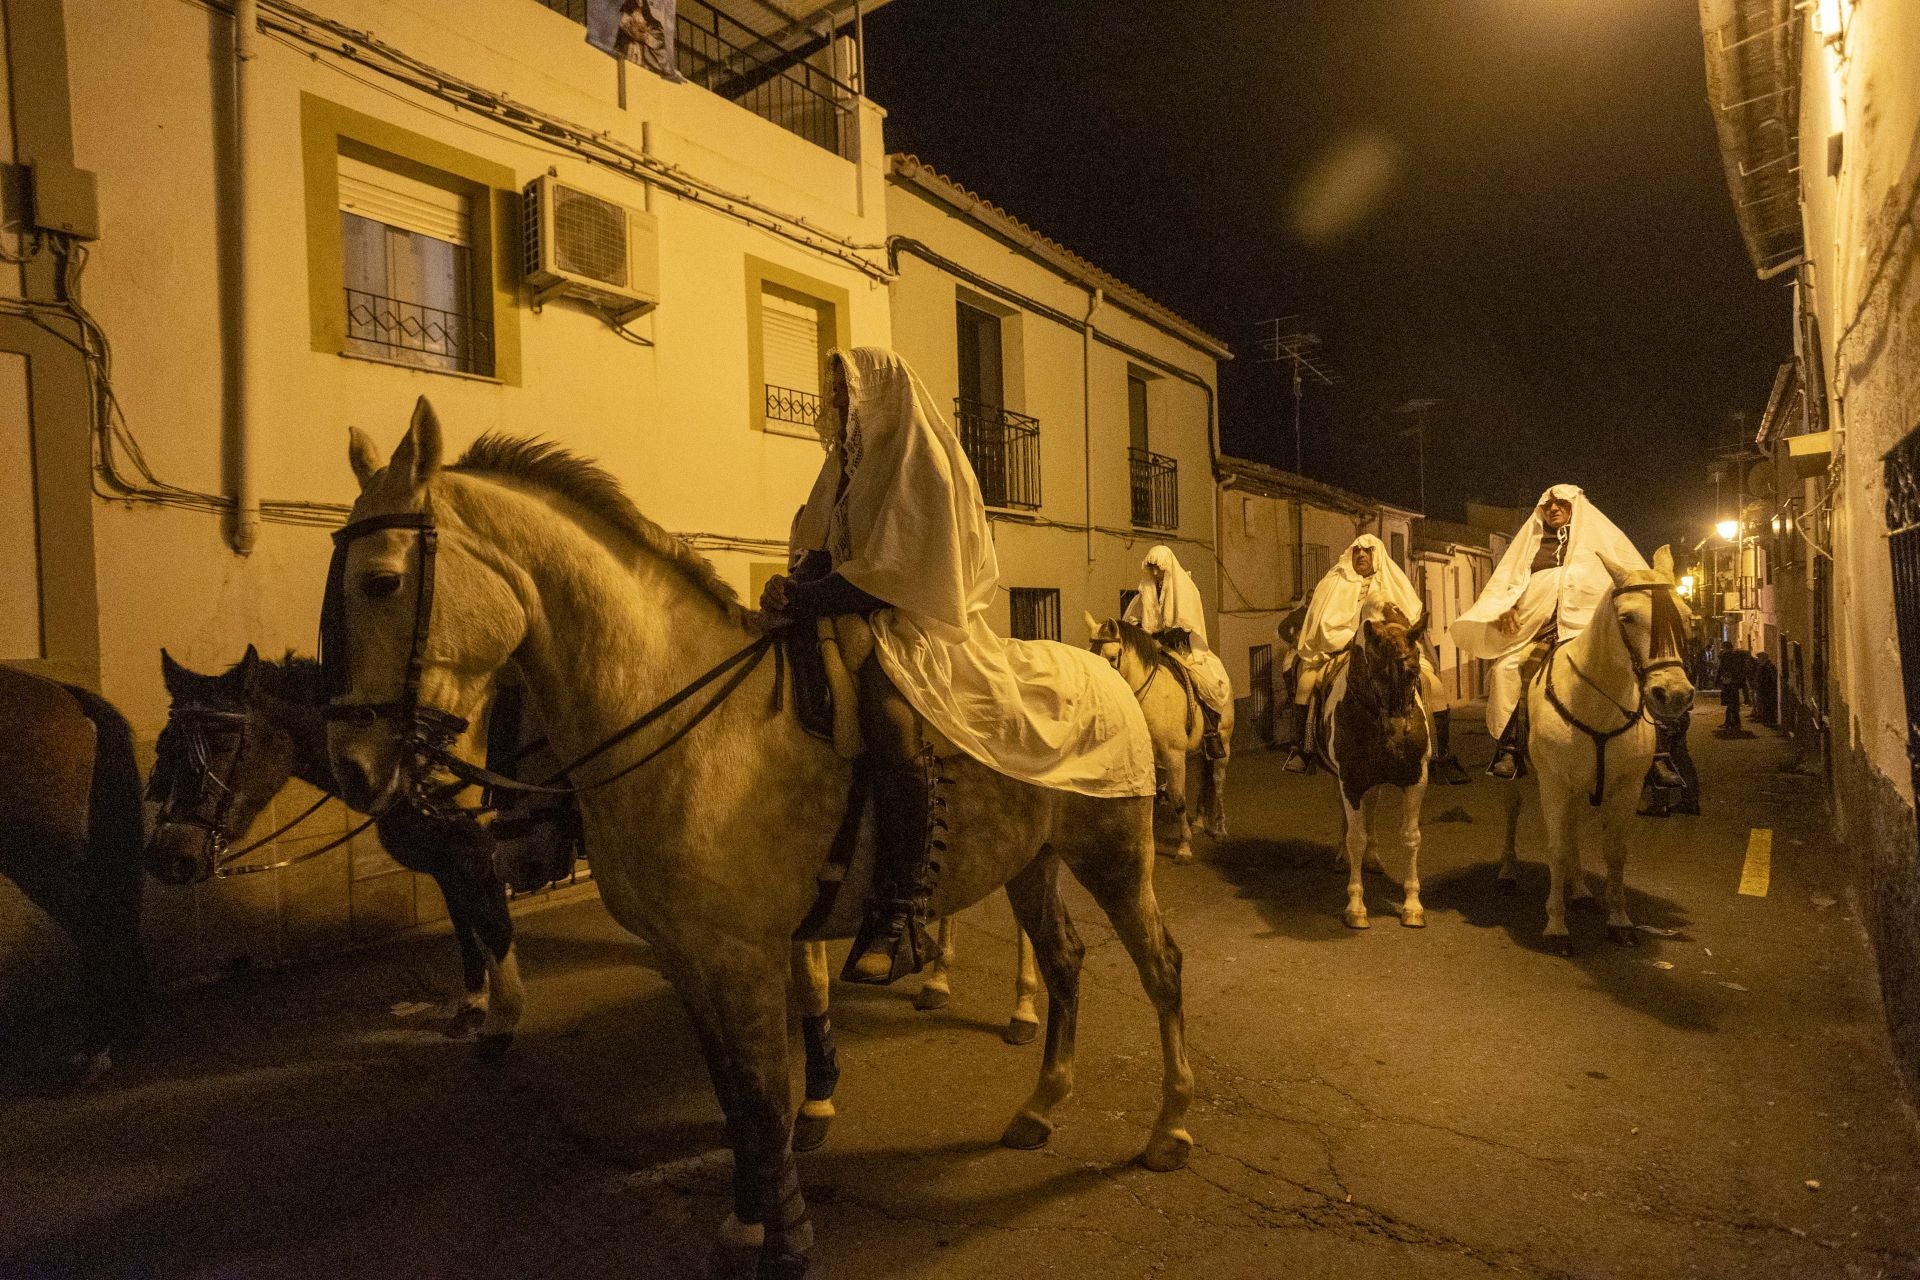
[780, 615, 870, 760]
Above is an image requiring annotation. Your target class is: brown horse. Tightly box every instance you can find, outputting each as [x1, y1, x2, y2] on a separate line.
[0, 666, 149, 1083]
[1313, 605, 1431, 930]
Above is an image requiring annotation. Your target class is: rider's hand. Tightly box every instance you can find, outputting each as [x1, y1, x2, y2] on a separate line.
[760, 573, 792, 616]
[1495, 607, 1519, 635]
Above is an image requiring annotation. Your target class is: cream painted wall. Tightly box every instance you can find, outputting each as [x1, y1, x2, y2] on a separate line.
[14, 0, 895, 980]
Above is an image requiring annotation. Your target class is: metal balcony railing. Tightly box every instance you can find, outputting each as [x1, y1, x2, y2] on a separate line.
[765, 383, 821, 428]
[1129, 446, 1178, 530]
[954, 398, 1041, 510]
[345, 288, 495, 376]
[533, 0, 854, 158]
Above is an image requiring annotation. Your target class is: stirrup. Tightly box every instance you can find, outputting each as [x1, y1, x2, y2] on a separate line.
[1436, 755, 1471, 786]
[1487, 748, 1523, 780]
[1648, 754, 1683, 790]
[842, 904, 935, 985]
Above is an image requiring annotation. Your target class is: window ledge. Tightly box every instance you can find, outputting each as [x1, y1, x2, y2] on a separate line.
[338, 350, 504, 385]
[986, 507, 1041, 522]
[760, 419, 824, 443]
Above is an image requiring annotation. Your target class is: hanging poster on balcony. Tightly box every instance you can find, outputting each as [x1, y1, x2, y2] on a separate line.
[586, 0, 684, 83]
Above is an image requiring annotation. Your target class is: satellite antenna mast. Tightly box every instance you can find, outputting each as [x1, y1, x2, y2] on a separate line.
[1394, 398, 1442, 514]
[1255, 317, 1337, 473]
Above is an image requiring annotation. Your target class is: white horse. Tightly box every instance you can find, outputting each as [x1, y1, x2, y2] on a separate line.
[325, 403, 1194, 1279]
[1311, 606, 1431, 929]
[1498, 547, 1693, 953]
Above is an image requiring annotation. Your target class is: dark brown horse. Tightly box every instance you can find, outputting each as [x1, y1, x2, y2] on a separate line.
[147, 649, 559, 1050]
[1313, 604, 1432, 930]
[0, 666, 149, 1083]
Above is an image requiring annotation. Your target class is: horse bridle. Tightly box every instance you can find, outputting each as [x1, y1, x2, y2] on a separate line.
[1542, 579, 1691, 806]
[320, 509, 775, 809]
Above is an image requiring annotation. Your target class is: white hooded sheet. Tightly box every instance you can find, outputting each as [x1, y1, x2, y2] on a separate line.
[790, 348, 1155, 799]
[1297, 534, 1425, 661]
[1123, 544, 1233, 713]
[1449, 484, 1646, 661]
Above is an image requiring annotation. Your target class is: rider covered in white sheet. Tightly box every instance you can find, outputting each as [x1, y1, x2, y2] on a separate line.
[1122, 545, 1233, 759]
[1277, 534, 1467, 782]
[1450, 484, 1651, 779]
[764, 347, 1154, 984]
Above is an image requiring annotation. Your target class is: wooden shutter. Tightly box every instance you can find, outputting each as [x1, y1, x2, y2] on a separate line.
[762, 289, 822, 396]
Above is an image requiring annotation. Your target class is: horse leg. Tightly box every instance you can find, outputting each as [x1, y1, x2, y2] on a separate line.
[1162, 748, 1194, 864]
[1540, 785, 1578, 955]
[430, 868, 489, 1038]
[1005, 923, 1040, 1046]
[912, 916, 956, 1012]
[470, 877, 523, 1061]
[1342, 789, 1370, 929]
[1059, 811, 1194, 1172]
[790, 940, 839, 1152]
[4, 847, 120, 1083]
[1602, 805, 1638, 946]
[1204, 744, 1229, 840]
[998, 851, 1084, 1151]
[1497, 783, 1523, 892]
[1399, 779, 1427, 928]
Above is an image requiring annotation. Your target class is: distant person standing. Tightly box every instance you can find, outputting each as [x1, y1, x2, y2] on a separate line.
[1719, 643, 1751, 732]
[1754, 651, 1779, 727]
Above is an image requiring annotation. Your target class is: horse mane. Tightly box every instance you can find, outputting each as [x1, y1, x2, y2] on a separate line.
[1111, 617, 1165, 671]
[215, 650, 326, 710]
[452, 433, 756, 628]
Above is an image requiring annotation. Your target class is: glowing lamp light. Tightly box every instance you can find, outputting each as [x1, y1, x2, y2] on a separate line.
[1716, 519, 1739, 541]
[1679, 574, 1696, 599]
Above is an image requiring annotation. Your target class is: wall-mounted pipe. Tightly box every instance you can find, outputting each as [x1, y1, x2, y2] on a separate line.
[228, 0, 260, 555]
[1082, 286, 1102, 566]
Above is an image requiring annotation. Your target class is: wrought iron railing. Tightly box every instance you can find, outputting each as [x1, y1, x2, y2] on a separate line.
[765, 383, 821, 428]
[955, 398, 1040, 510]
[345, 288, 495, 376]
[1009, 588, 1061, 642]
[532, 0, 854, 158]
[1129, 446, 1178, 530]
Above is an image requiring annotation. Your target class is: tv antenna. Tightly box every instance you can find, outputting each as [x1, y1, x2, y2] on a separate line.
[1255, 317, 1337, 473]
[1394, 398, 1442, 515]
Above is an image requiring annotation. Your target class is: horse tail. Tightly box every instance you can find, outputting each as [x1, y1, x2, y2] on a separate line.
[62, 684, 152, 1042]
[65, 687, 145, 879]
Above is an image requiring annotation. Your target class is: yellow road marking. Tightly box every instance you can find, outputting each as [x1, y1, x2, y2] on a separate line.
[1738, 828, 1772, 898]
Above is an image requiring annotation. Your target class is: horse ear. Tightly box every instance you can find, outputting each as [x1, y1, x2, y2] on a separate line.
[347, 427, 383, 490]
[1596, 552, 1635, 589]
[1408, 610, 1429, 643]
[1084, 610, 1102, 640]
[389, 397, 445, 489]
[239, 645, 262, 693]
[1652, 544, 1675, 580]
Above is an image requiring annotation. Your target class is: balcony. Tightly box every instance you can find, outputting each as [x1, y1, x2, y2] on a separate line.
[1129, 446, 1178, 530]
[954, 398, 1041, 511]
[535, 0, 855, 158]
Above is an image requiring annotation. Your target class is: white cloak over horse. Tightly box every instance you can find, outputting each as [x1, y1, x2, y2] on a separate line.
[1123, 545, 1233, 714]
[1452, 485, 1644, 737]
[791, 348, 1154, 799]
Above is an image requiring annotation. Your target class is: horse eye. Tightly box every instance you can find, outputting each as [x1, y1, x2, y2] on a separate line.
[362, 571, 404, 600]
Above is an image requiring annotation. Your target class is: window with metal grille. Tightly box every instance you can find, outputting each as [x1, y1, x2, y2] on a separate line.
[1009, 588, 1061, 641]
[339, 153, 493, 376]
[1884, 425, 1920, 807]
[1304, 543, 1331, 589]
[761, 285, 826, 429]
[1248, 643, 1275, 743]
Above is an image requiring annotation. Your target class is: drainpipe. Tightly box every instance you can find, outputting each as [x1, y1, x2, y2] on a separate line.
[1083, 286, 1102, 567]
[228, 0, 260, 555]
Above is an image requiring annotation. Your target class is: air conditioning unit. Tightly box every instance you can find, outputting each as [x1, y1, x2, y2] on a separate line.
[522, 176, 659, 323]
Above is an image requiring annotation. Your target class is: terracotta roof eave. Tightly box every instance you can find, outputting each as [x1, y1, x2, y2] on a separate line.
[888, 154, 1232, 360]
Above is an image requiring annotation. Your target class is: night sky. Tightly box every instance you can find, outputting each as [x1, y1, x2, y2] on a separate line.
[863, 0, 1791, 553]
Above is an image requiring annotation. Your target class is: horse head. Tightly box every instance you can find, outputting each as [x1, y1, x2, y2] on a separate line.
[1086, 613, 1158, 689]
[1597, 544, 1695, 727]
[326, 398, 524, 812]
[146, 645, 302, 884]
[1354, 604, 1426, 717]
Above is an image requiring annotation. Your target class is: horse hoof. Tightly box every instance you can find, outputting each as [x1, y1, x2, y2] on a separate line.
[1139, 1129, 1193, 1172]
[1546, 935, 1574, 957]
[1001, 1112, 1054, 1150]
[1400, 909, 1426, 929]
[792, 1109, 833, 1153]
[1608, 925, 1640, 947]
[717, 1214, 765, 1250]
[444, 1005, 486, 1039]
[1172, 847, 1195, 866]
[1496, 877, 1519, 895]
[1003, 1016, 1039, 1046]
[1343, 909, 1371, 930]
[912, 985, 951, 1012]
[474, 1033, 514, 1064]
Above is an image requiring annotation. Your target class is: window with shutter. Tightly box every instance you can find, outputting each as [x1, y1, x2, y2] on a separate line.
[338, 153, 491, 375]
[760, 286, 826, 430]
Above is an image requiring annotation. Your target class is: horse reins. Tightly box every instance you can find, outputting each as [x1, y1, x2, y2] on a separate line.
[1541, 580, 1690, 807]
[320, 509, 775, 813]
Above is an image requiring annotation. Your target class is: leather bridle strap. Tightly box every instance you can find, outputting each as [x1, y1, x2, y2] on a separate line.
[321, 512, 441, 726]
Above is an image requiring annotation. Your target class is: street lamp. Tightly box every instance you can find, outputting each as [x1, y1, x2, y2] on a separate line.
[1678, 573, 1696, 599]
[1716, 518, 1739, 541]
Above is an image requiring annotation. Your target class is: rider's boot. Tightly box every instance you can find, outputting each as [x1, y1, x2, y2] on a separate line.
[1648, 722, 1685, 790]
[1487, 705, 1529, 780]
[844, 743, 946, 985]
[1275, 700, 1311, 773]
[1431, 709, 1471, 785]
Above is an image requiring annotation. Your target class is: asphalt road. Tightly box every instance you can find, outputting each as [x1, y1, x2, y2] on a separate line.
[4, 705, 1917, 1279]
